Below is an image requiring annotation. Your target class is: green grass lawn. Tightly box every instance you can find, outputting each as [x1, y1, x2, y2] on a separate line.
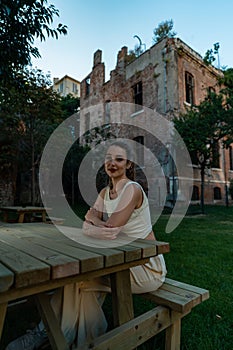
[1, 205, 233, 350]
[136, 205, 233, 350]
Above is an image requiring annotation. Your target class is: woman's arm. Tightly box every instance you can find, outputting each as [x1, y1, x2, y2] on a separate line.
[83, 183, 142, 239]
[85, 188, 108, 227]
[105, 183, 142, 228]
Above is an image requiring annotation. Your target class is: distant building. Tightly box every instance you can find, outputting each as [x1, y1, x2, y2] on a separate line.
[79, 37, 233, 205]
[53, 75, 80, 98]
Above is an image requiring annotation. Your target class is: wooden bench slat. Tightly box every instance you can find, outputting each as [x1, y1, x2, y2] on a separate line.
[142, 288, 193, 313]
[165, 278, 210, 301]
[141, 278, 210, 314]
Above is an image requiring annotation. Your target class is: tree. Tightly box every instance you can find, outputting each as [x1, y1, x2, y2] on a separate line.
[152, 19, 176, 44]
[174, 91, 233, 213]
[203, 42, 220, 67]
[60, 94, 80, 120]
[0, 0, 67, 79]
[0, 67, 63, 205]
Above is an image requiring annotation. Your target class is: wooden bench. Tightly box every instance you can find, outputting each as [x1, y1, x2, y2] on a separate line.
[76, 278, 209, 350]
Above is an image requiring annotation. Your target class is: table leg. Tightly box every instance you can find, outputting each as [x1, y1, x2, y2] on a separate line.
[18, 213, 25, 223]
[2, 212, 8, 223]
[110, 269, 134, 327]
[41, 211, 46, 223]
[0, 302, 7, 339]
[35, 293, 69, 350]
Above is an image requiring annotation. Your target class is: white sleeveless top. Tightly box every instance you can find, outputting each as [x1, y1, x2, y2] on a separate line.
[104, 181, 152, 239]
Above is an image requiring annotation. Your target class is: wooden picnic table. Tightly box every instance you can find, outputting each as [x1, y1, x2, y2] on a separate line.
[0, 223, 170, 350]
[0, 206, 49, 223]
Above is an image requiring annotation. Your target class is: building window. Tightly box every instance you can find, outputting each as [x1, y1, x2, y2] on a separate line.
[191, 185, 199, 200]
[185, 72, 194, 104]
[133, 82, 143, 111]
[104, 101, 111, 124]
[229, 146, 233, 170]
[214, 187, 221, 200]
[59, 82, 64, 93]
[72, 83, 78, 93]
[212, 142, 220, 168]
[133, 136, 144, 166]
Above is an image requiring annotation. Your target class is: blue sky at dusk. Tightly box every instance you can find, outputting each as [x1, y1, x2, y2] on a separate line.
[31, 0, 233, 82]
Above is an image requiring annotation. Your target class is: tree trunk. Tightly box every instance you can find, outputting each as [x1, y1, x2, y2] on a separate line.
[31, 130, 35, 206]
[200, 165, 205, 214]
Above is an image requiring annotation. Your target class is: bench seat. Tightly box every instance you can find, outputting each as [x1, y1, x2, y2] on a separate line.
[140, 277, 209, 314]
[71, 279, 209, 349]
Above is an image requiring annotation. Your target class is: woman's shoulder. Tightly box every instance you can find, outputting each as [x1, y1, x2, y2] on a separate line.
[99, 186, 109, 199]
[124, 181, 143, 191]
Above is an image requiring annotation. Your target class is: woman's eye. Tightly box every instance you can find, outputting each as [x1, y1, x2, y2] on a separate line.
[115, 158, 124, 162]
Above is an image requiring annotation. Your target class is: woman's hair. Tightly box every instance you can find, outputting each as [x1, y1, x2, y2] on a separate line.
[106, 141, 135, 188]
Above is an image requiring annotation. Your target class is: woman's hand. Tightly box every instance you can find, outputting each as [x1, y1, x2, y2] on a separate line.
[82, 220, 120, 240]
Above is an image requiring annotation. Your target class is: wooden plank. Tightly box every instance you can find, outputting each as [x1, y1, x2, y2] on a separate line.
[0, 257, 150, 304]
[35, 294, 69, 350]
[115, 245, 142, 262]
[0, 241, 50, 288]
[165, 278, 210, 301]
[3, 224, 123, 268]
[165, 313, 181, 350]
[0, 303, 7, 338]
[131, 238, 170, 256]
[141, 278, 209, 313]
[0, 263, 14, 292]
[50, 234, 125, 268]
[160, 283, 201, 309]
[77, 306, 171, 350]
[22, 236, 104, 273]
[128, 240, 157, 258]
[110, 269, 134, 327]
[0, 231, 80, 279]
[141, 288, 193, 313]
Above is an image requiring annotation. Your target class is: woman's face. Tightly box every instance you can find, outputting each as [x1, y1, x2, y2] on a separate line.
[104, 145, 129, 180]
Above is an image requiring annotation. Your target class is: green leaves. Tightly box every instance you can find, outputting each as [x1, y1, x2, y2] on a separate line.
[0, 0, 67, 78]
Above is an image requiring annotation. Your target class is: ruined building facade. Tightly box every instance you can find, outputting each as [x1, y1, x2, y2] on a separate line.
[79, 37, 233, 205]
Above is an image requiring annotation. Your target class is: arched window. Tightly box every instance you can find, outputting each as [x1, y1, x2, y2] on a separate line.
[214, 187, 221, 200]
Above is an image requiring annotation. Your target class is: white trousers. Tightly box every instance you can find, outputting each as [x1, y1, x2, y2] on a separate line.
[49, 254, 167, 347]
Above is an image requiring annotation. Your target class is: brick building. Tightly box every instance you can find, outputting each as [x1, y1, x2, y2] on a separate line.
[79, 37, 233, 205]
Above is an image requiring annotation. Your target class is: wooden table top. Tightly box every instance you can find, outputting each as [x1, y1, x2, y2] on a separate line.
[0, 223, 169, 303]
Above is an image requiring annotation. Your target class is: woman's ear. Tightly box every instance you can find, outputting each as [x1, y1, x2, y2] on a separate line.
[126, 161, 132, 169]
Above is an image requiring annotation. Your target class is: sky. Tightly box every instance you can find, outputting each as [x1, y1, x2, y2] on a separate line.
[31, 0, 233, 83]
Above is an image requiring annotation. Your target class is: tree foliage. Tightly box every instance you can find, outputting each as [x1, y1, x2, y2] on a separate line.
[152, 19, 176, 44]
[203, 42, 220, 67]
[60, 94, 80, 119]
[0, 0, 67, 78]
